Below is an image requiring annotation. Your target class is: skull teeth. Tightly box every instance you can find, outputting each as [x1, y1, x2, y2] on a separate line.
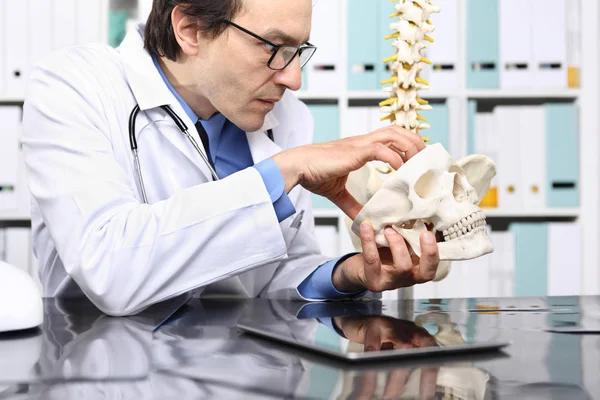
[442, 211, 487, 242]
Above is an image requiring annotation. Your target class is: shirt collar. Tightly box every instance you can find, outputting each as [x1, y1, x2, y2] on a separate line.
[151, 52, 227, 134]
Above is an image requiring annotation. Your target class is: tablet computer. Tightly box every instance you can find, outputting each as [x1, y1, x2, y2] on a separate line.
[237, 316, 510, 362]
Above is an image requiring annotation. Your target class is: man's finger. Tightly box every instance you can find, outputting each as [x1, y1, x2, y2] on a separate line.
[382, 369, 411, 399]
[417, 231, 439, 282]
[360, 142, 404, 170]
[384, 227, 413, 273]
[356, 372, 378, 400]
[360, 222, 381, 284]
[420, 367, 440, 399]
[333, 188, 363, 220]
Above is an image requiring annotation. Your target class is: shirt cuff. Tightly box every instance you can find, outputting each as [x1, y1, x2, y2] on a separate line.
[254, 158, 296, 222]
[297, 253, 365, 300]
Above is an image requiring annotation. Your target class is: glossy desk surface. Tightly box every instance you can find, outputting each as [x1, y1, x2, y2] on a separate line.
[1, 295, 600, 399]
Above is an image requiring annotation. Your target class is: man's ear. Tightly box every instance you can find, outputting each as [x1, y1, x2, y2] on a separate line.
[171, 5, 201, 57]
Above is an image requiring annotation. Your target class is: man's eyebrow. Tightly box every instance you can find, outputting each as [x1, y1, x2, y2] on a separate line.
[262, 28, 309, 46]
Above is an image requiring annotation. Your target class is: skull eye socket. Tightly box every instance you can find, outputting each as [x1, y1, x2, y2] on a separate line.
[453, 173, 467, 202]
[414, 169, 441, 199]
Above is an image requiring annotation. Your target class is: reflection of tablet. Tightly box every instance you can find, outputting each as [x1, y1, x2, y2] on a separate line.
[237, 319, 510, 362]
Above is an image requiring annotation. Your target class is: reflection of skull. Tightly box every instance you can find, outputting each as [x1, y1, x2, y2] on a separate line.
[348, 143, 496, 261]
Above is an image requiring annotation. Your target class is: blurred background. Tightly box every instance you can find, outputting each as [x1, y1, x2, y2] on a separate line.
[0, 0, 596, 299]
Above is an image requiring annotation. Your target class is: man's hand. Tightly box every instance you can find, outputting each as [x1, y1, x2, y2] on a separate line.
[332, 315, 439, 399]
[270, 125, 425, 220]
[332, 222, 440, 293]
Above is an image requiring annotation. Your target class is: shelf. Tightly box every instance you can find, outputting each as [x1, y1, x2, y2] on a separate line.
[466, 89, 580, 99]
[482, 208, 580, 218]
[0, 214, 31, 221]
[311, 208, 579, 220]
[294, 92, 340, 101]
[347, 90, 454, 100]
[313, 209, 341, 218]
[0, 98, 25, 104]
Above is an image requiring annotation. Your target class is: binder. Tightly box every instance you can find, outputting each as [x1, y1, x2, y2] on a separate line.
[545, 103, 579, 207]
[466, 100, 477, 154]
[0, 107, 21, 212]
[308, 104, 339, 210]
[53, 0, 78, 50]
[76, 0, 107, 45]
[510, 223, 548, 297]
[532, 0, 567, 88]
[421, 0, 459, 91]
[0, 1, 5, 97]
[466, 0, 499, 89]
[5, 228, 31, 274]
[28, 0, 54, 69]
[494, 106, 521, 210]
[547, 222, 581, 296]
[315, 225, 339, 258]
[518, 106, 546, 209]
[344, 106, 370, 138]
[347, 0, 378, 91]
[307, 0, 341, 93]
[377, 0, 396, 89]
[423, 103, 449, 150]
[4, 0, 28, 98]
[499, 0, 533, 88]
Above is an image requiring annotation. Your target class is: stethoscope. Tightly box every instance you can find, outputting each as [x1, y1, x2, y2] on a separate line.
[129, 104, 273, 204]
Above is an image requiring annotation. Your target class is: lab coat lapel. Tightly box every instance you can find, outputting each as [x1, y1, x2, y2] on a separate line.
[120, 24, 214, 182]
[246, 112, 283, 163]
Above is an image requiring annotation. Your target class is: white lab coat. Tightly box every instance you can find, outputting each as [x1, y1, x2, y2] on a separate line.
[21, 24, 361, 317]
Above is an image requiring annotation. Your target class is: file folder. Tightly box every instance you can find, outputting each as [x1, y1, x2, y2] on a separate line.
[466, 100, 477, 154]
[422, 0, 459, 91]
[308, 104, 339, 210]
[307, 0, 341, 93]
[28, 0, 54, 67]
[518, 106, 546, 209]
[494, 106, 521, 210]
[0, 1, 5, 97]
[532, 0, 567, 88]
[499, 0, 533, 88]
[466, 0, 499, 89]
[4, 0, 28, 98]
[76, 0, 107, 45]
[347, 0, 379, 91]
[545, 103, 579, 207]
[510, 223, 547, 297]
[0, 107, 21, 212]
[423, 103, 449, 150]
[547, 222, 581, 296]
[53, 0, 78, 50]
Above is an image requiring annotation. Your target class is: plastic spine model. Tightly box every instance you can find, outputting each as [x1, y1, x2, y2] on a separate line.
[379, 0, 440, 139]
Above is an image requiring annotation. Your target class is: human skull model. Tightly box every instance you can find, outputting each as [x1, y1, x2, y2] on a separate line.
[380, 0, 440, 135]
[347, 144, 496, 261]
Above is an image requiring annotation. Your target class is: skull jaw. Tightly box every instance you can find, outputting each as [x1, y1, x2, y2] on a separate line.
[377, 224, 493, 261]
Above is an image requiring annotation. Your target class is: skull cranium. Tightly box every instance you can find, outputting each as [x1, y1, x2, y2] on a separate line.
[347, 143, 496, 261]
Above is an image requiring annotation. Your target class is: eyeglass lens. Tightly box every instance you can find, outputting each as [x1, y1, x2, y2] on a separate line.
[270, 46, 316, 70]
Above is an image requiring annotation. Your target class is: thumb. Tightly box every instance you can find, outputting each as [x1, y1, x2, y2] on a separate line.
[332, 188, 363, 220]
[418, 231, 440, 282]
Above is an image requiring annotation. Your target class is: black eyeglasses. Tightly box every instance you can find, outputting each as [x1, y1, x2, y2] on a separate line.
[222, 20, 317, 71]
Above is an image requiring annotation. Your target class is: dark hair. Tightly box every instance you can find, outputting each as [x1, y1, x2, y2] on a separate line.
[144, 0, 243, 61]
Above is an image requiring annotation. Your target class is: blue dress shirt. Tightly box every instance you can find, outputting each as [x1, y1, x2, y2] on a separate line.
[152, 54, 363, 300]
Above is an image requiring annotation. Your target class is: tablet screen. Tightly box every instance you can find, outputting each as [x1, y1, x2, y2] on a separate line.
[237, 313, 509, 361]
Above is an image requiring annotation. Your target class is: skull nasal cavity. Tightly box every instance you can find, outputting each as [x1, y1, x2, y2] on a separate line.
[414, 170, 440, 199]
[453, 174, 467, 202]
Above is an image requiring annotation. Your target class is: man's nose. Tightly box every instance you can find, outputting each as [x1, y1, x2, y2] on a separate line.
[273, 55, 302, 91]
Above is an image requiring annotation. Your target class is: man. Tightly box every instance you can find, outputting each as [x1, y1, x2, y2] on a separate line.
[21, 0, 440, 316]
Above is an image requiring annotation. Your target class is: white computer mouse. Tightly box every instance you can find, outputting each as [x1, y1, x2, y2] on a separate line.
[0, 261, 43, 332]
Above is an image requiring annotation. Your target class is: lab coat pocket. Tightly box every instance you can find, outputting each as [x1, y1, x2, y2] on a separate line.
[282, 210, 304, 247]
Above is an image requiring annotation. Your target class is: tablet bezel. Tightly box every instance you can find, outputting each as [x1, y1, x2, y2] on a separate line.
[236, 321, 510, 362]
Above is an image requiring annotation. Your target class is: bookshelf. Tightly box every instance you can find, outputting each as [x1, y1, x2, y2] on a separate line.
[295, 0, 600, 297]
